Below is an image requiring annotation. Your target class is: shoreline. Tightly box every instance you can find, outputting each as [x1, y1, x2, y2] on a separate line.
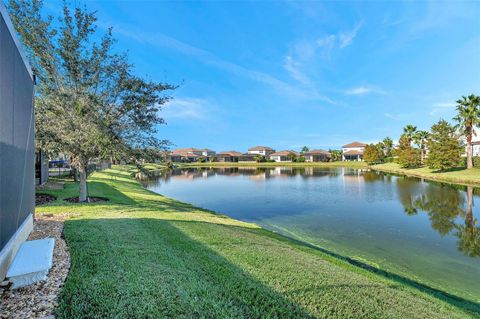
[35, 166, 480, 317]
[177, 161, 480, 187]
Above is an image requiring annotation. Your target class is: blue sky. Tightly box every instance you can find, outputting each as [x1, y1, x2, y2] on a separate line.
[51, 1, 479, 151]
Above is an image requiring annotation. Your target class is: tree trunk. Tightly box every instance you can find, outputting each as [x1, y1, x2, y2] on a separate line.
[466, 186, 473, 228]
[466, 126, 473, 169]
[72, 167, 78, 182]
[78, 164, 88, 202]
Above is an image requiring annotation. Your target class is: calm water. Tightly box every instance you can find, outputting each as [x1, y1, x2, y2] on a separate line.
[142, 167, 480, 302]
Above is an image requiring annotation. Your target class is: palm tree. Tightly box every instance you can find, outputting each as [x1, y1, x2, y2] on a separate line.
[382, 137, 393, 157]
[413, 130, 429, 164]
[454, 94, 480, 169]
[403, 125, 417, 145]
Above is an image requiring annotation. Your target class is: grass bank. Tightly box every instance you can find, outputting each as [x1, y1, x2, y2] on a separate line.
[36, 166, 479, 318]
[182, 161, 368, 169]
[372, 163, 480, 187]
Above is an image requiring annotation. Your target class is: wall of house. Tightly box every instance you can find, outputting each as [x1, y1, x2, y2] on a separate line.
[0, 4, 35, 280]
[342, 147, 365, 153]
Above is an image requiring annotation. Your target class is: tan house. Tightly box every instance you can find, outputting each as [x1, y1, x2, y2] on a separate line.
[269, 150, 299, 162]
[216, 151, 243, 162]
[342, 142, 367, 161]
[304, 149, 331, 162]
[247, 146, 275, 156]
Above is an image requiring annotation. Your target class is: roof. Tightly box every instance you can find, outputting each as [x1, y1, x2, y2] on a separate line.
[217, 151, 243, 157]
[342, 141, 367, 148]
[304, 149, 331, 156]
[248, 146, 275, 151]
[343, 150, 364, 155]
[170, 151, 199, 157]
[270, 150, 299, 156]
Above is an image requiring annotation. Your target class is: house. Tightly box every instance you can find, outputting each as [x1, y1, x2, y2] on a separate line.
[303, 149, 331, 162]
[238, 153, 257, 162]
[216, 151, 243, 162]
[247, 146, 275, 157]
[342, 142, 367, 161]
[473, 141, 480, 157]
[169, 148, 216, 162]
[0, 3, 36, 281]
[269, 150, 299, 162]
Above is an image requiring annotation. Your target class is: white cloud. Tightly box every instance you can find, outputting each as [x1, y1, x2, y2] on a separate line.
[109, 24, 333, 103]
[430, 102, 456, 116]
[163, 98, 208, 120]
[283, 55, 310, 85]
[339, 21, 364, 48]
[344, 86, 386, 96]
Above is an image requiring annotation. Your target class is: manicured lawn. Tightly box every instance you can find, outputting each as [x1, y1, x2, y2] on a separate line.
[372, 163, 480, 186]
[183, 161, 368, 168]
[36, 166, 479, 318]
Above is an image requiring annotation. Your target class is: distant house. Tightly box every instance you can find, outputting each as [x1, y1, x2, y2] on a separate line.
[342, 142, 367, 161]
[216, 151, 243, 162]
[247, 146, 275, 157]
[238, 153, 257, 162]
[304, 149, 331, 162]
[269, 150, 299, 162]
[169, 148, 216, 162]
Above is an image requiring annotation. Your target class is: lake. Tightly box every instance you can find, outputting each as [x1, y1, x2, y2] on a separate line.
[142, 166, 480, 302]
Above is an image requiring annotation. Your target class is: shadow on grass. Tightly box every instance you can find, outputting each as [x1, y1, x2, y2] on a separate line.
[432, 167, 468, 173]
[57, 218, 314, 318]
[57, 217, 480, 318]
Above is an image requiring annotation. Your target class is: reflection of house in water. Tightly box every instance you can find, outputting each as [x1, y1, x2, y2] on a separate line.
[301, 167, 332, 177]
[270, 167, 296, 177]
[213, 167, 240, 176]
[237, 167, 270, 181]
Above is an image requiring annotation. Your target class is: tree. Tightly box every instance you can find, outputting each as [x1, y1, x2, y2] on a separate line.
[287, 152, 298, 162]
[363, 144, 383, 164]
[396, 136, 421, 168]
[300, 146, 309, 154]
[382, 137, 394, 157]
[9, 1, 176, 201]
[403, 125, 418, 144]
[254, 155, 266, 163]
[413, 130, 429, 164]
[329, 149, 342, 162]
[453, 94, 480, 169]
[425, 120, 463, 171]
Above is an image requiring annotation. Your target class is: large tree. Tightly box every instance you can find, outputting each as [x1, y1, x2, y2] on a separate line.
[453, 94, 480, 169]
[9, 0, 176, 201]
[396, 136, 421, 168]
[413, 130, 429, 164]
[403, 125, 417, 145]
[425, 120, 463, 171]
[382, 137, 394, 157]
[363, 144, 383, 164]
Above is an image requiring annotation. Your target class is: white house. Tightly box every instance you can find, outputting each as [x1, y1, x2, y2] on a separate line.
[247, 146, 275, 156]
[269, 150, 299, 162]
[342, 142, 367, 161]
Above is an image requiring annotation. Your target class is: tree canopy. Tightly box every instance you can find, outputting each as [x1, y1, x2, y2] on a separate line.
[425, 120, 463, 171]
[9, 0, 177, 201]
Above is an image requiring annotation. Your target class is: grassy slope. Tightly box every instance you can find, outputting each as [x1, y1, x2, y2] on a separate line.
[372, 163, 480, 186]
[182, 161, 368, 168]
[36, 166, 479, 318]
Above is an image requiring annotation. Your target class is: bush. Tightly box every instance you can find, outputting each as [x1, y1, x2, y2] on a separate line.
[461, 156, 480, 167]
[383, 157, 394, 163]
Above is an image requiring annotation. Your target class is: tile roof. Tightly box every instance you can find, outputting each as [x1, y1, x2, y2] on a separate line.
[304, 149, 331, 156]
[342, 141, 367, 148]
[270, 150, 300, 156]
[217, 151, 243, 156]
[248, 146, 275, 151]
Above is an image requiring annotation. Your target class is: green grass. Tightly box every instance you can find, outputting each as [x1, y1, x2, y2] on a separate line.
[182, 161, 368, 168]
[372, 163, 480, 186]
[36, 166, 480, 318]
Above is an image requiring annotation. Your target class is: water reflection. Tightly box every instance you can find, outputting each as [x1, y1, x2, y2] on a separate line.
[396, 178, 479, 257]
[145, 167, 480, 258]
